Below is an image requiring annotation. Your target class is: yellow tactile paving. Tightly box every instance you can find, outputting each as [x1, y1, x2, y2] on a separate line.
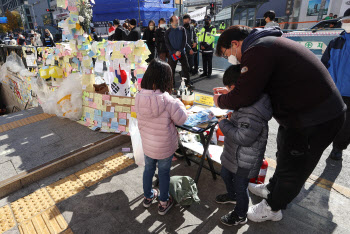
[18, 206, 69, 234]
[0, 205, 16, 233]
[100, 153, 135, 173]
[74, 163, 114, 187]
[0, 113, 54, 133]
[2, 152, 135, 233]
[46, 175, 85, 203]
[10, 188, 55, 224]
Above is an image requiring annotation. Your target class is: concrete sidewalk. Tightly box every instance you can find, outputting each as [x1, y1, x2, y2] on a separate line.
[1, 143, 349, 234]
[0, 107, 114, 184]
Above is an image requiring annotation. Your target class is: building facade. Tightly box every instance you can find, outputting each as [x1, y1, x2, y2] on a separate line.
[217, 0, 349, 29]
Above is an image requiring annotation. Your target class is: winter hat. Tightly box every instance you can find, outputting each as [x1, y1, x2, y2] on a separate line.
[343, 8, 350, 19]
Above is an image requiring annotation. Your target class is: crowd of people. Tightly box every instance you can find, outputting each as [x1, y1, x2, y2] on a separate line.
[3, 29, 56, 47]
[135, 8, 350, 227]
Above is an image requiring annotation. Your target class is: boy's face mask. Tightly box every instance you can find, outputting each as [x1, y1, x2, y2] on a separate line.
[342, 19, 350, 33]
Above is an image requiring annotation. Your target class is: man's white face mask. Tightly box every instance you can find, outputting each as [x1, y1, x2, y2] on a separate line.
[160, 24, 167, 28]
[341, 22, 350, 33]
[228, 46, 240, 65]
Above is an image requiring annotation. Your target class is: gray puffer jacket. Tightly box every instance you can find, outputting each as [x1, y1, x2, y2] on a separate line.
[219, 94, 272, 179]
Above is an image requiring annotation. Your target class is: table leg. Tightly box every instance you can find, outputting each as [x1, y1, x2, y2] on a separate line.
[194, 126, 217, 183]
[200, 127, 217, 181]
[179, 140, 191, 166]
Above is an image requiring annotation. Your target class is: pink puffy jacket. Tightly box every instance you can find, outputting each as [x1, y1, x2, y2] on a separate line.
[135, 89, 188, 159]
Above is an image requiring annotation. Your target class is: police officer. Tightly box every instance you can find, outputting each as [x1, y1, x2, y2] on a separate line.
[219, 22, 226, 33]
[198, 15, 216, 78]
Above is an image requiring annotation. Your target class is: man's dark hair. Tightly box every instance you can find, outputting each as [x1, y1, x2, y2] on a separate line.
[170, 15, 178, 23]
[223, 65, 241, 87]
[329, 13, 333, 15]
[159, 18, 166, 24]
[141, 59, 173, 93]
[148, 20, 155, 27]
[215, 25, 252, 57]
[130, 18, 137, 26]
[334, 14, 338, 18]
[264, 10, 276, 21]
[183, 14, 191, 20]
[113, 19, 120, 25]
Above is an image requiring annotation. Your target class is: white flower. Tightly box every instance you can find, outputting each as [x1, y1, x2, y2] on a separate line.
[79, 16, 84, 22]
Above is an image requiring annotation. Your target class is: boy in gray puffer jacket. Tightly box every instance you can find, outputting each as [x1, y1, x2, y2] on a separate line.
[215, 65, 273, 226]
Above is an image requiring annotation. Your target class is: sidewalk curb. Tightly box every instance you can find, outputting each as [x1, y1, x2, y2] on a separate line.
[0, 134, 131, 198]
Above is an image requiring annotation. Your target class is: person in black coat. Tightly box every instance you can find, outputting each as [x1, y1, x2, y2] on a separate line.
[113, 18, 128, 41]
[42, 32, 55, 47]
[142, 20, 156, 63]
[155, 18, 168, 61]
[126, 18, 141, 41]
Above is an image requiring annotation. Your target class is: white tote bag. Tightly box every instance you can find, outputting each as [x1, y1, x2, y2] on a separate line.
[129, 117, 145, 166]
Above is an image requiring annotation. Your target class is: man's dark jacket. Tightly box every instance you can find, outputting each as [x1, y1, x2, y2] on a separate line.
[217, 27, 346, 128]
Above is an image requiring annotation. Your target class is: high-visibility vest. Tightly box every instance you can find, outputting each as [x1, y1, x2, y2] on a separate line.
[198, 26, 216, 49]
[219, 23, 226, 30]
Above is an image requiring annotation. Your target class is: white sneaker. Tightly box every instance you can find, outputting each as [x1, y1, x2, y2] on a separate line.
[247, 199, 283, 222]
[248, 183, 270, 199]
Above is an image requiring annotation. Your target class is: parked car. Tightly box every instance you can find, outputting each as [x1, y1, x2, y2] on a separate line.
[310, 19, 342, 31]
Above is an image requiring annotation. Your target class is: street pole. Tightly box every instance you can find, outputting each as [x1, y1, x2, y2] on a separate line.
[138, 0, 141, 26]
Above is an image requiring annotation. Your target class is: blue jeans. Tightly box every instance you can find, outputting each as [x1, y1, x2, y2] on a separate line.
[221, 166, 250, 217]
[143, 154, 173, 202]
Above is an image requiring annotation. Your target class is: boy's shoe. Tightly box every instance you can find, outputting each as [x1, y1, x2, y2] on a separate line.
[158, 196, 174, 215]
[248, 183, 269, 199]
[143, 188, 159, 208]
[215, 193, 236, 204]
[220, 211, 247, 226]
[329, 148, 343, 161]
[247, 199, 283, 222]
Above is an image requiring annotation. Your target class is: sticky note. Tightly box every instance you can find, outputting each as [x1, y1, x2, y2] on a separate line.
[119, 112, 127, 119]
[111, 121, 119, 130]
[131, 99, 135, 105]
[114, 113, 118, 118]
[94, 109, 101, 116]
[115, 106, 123, 112]
[131, 112, 137, 118]
[118, 125, 126, 132]
[111, 107, 115, 112]
[131, 106, 135, 112]
[89, 93, 94, 98]
[127, 113, 131, 119]
[111, 97, 119, 103]
[103, 112, 114, 119]
[123, 98, 132, 105]
[105, 100, 112, 106]
[119, 118, 127, 125]
[95, 61, 103, 73]
[122, 106, 131, 113]
[102, 95, 110, 101]
[100, 48, 105, 56]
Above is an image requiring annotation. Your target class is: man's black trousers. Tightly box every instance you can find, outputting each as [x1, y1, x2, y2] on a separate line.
[266, 113, 345, 211]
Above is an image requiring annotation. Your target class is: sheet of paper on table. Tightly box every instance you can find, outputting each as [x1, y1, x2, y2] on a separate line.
[181, 142, 223, 164]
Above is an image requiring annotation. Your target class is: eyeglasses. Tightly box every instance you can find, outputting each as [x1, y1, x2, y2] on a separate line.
[222, 47, 229, 59]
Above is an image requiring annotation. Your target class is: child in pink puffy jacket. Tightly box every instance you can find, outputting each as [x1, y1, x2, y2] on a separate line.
[135, 59, 188, 215]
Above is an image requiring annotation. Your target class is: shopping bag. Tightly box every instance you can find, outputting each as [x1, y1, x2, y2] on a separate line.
[129, 117, 145, 166]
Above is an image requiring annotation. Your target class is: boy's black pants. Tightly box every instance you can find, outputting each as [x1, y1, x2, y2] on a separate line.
[266, 113, 345, 211]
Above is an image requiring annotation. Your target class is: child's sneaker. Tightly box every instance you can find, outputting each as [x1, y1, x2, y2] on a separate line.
[215, 193, 236, 204]
[220, 211, 247, 226]
[158, 196, 174, 215]
[143, 188, 159, 208]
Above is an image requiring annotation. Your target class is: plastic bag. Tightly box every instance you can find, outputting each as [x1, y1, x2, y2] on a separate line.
[32, 73, 83, 120]
[184, 109, 216, 127]
[129, 117, 144, 166]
